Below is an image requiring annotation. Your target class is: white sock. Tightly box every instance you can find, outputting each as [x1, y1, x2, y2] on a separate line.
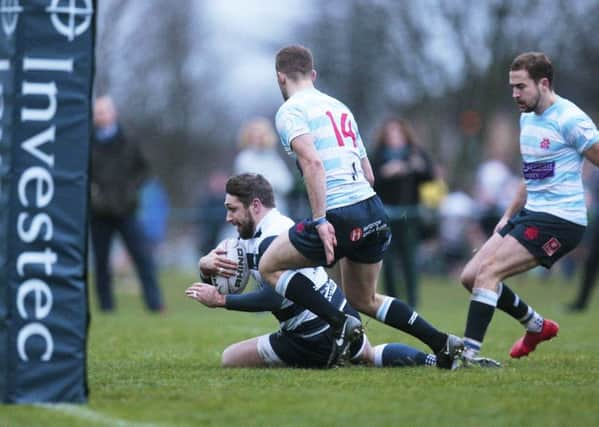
[521, 307, 544, 333]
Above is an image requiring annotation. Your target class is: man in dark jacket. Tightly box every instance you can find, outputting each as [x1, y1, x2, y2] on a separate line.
[90, 96, 164, 312]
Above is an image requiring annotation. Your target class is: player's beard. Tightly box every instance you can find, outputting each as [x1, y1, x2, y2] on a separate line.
[521, 87, 541, 113]
[237, 211, 256, 239]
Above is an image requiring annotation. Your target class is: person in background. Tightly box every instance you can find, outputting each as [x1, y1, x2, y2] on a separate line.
[372, 117, 435, 307]
[233, 117, 294, 215]
[567, 169, 599, 312]
[196, 170, 230, 257]
[138, 177, 170, 256]
[90, 96, 164, 313]
[474, 146, 519, 238]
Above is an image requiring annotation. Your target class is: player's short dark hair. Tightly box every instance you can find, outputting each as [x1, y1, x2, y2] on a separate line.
[511, 52, 553, 88]
[275, 45, 313, 81]
[225, 173, 275, 208]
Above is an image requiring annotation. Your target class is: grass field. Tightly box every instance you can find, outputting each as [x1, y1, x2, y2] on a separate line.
[1, 268, 598, 427]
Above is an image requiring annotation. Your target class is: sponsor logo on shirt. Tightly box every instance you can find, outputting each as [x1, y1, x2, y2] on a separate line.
[522, 161, 555, 180]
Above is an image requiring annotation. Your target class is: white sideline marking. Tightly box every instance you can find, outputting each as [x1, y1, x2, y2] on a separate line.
[37, 403, 162, 427]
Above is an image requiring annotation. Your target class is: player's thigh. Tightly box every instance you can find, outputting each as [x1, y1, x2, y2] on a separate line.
[259, 231, 318, 274]
[221, 337, 266, 367]
[475, 234, 538, 285]
[339, 258, 382, 315]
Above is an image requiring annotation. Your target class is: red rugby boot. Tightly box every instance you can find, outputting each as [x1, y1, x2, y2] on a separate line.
[510, 319, 559, 358]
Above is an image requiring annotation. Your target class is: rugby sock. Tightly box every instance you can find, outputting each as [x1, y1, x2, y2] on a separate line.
[520, 307, 544, 333]
[376, 297, 447, 353]
[463, 288, 498, 356]
[275, 270, 345, 329]
[496, 282, 543, 333]
[373, 343, 434, 367]
[496, 282, 530, 319]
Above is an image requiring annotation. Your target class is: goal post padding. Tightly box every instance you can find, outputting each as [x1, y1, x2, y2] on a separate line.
[0, 0, 95, 403]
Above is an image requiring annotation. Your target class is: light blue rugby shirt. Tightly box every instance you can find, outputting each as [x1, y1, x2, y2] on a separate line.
[275, 87, 375, 211]
[520, 96, 599, 225]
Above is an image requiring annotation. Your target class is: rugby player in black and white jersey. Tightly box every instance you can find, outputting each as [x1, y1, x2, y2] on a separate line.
[186, 173, 438, 368]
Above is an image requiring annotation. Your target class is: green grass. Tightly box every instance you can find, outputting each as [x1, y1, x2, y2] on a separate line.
[1, 269, 598, 426]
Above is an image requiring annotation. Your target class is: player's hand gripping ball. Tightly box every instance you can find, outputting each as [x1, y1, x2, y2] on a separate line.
[211, 238, 250, 294]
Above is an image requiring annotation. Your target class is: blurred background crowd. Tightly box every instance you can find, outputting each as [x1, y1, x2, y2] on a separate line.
[91, 0, 599, 310]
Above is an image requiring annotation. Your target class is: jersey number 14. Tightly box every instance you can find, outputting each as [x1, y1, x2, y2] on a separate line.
[326, 111, 357, 148]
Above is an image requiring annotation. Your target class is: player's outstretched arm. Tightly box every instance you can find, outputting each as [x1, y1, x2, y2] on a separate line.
[186, 282, 283, 312]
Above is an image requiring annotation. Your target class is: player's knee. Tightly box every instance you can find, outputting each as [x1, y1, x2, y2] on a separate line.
[258, 259, 275, 286]
[459, 267, 475, 291]
[346, 293, 376, 315]
[475, 257, 500, 284]
[221, 347, 237, 367]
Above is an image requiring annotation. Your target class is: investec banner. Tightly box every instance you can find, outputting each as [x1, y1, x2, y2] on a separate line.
[0, 0, 95, 403]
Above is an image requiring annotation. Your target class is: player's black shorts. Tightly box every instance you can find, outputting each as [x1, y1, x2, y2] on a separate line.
[499, 208, 585, 268]
[268, 305, 365, 368]
[288, 195, 392, 265]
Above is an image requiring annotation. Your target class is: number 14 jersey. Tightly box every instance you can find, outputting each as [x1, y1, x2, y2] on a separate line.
[276, 87, 375, 210]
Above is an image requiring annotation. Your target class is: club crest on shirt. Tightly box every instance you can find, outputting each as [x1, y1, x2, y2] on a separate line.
[540, 138, 550, 150]
[542, 237, 561, 256]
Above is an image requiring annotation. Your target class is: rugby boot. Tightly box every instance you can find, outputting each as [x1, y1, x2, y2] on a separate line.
[326, 315, 363, 368]
[510, 318, 559, 358]
[435, 334, 464, 370]
[461, 354, 502, 368]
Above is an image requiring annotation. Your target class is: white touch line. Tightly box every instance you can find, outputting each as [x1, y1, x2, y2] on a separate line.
[37, 403, 163, 427]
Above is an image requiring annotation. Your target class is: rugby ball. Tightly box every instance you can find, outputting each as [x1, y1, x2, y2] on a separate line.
[210, 238, 250, 295]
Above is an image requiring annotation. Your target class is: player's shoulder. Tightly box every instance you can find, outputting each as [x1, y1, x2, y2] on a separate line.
[260, 210, 294, 237]
[552, 96, 591, 124]
[275, 96, 305, 124]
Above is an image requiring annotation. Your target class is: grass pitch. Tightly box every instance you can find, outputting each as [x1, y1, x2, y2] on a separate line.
[2, 269, 598, 426]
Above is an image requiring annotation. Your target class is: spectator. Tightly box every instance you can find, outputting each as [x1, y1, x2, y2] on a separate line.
[233, 117, 294, 214]
[138, 177, 170, 254]
[567, 169, 599, 312]
[89, 96, 164, 312]
[438, 190, 480, 276]
[474, 158, 519, 237]
[372, 117, 435, 307]
[196, 170, 229, 257]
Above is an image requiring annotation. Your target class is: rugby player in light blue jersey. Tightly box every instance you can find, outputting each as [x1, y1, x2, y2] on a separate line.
[258, 45, 463, 369]
[186, 173, 438, 369]
[459, 52, 599, 367]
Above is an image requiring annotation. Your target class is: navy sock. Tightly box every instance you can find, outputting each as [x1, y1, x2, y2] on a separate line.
[496, 282, 529, 320]
[278, 271, 345, 329]
[377, 343, 431, 367]
[463, 288, 498, 353]
[464, 301, 496, 343]
[376, 297, 447, 353]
